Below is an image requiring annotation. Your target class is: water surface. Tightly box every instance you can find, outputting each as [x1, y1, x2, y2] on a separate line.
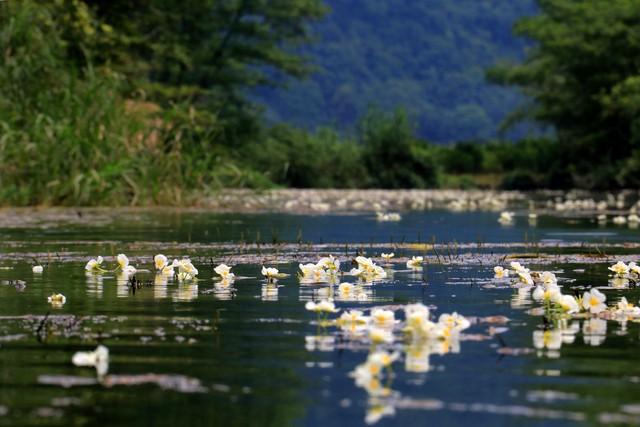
[0, 210, 639, 426]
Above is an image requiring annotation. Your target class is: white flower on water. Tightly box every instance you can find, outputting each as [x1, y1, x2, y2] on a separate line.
[317, 255, 340, 272]
[613, 215, 627, 225]
[47, 293, 66, 306]
[405, 303, 430, 319]
[629, 262, 640, 276]
[540, 271, 557, 286]
[338, 309, 369, 325]
[438, 312, 471, 332]
[612, 297, 640, 319]
[581, 288, 606, 314]
[32, 265, 43, 274]
[305, 299, 339, 313]
[532, 284, 561, 303]
[558, 294, 580, 313]
[369, 327, 394, 344]
[214, 264, 235, 281]
[406, 256, 423, 269]
[608, 261, 629, 277]
[381, 253, 394, 260]
[498, 211, 514, 224]
[85, 256, 104, 272]
[261, 266, 281, 280]
[72, 345, 109, 377]
[371, 308, 395, 328]
[367, 350, 400, 368]
[510, 261, 529, 274]
[117, 254, 130, 270]
[351, 256, 387, 282]
[154, 254, 168, 270]
[376, 212, 401, 222]
[493, 266, 509, 279]
[518, 271, 534, 286]
[176, 259, 198, 282]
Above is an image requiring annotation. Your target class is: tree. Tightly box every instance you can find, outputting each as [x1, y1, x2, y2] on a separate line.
[85, 0, 326, 107]
[488, 0, 640, 188]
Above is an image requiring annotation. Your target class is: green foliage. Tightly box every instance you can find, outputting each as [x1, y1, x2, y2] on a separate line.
[88, 0, 326, 106]
[360, 109, 438, 188]
[436, 142, 485, 174]
[488, 0, 640, 188]
[252, 110, 438, 189]
[253, 0, 537, 142]
[0, 0, 268, 206]
[250, 126, 366, 188]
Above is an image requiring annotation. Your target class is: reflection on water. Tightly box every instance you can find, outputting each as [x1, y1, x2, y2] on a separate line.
[3, 211, 640, 426]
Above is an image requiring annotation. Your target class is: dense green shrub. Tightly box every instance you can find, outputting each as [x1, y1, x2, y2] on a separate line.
[360, 109, 438, 188]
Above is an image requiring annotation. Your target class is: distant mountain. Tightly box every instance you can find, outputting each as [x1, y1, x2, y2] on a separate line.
[252, 0, 539, 143]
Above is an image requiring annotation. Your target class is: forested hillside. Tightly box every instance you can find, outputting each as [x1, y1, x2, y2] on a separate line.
[253, 0, 538, 143]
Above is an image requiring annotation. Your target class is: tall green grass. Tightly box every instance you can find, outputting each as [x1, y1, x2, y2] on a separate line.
[0, 1, 265, 206]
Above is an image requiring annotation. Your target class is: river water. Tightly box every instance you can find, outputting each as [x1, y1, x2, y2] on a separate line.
[0, 208, 639, 426]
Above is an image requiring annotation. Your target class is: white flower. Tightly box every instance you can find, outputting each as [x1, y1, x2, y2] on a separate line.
[376, 212, 401, 222]
[532, 285, 561, 302]
[369, 327, 394, 344]
[351, 257, 387, 282]
[214, 264, 235, 281]
[510, 261, 529, 274]
[117, 253, 129, 270]
[317, 255, 340, 272]
[404, 303, 429, 319]
[262, 266, 280, 280]
[154, 254, 168, 270]
[498, 211, 514, 224]
[558, 294, 580, 313]
[367, 350, 400, 368]
[305, 299, 339, 313]
[371, 308, 396, 328]
[438, 312, 471, 332]
[608, 261, 629, 277]
[406, 256, 423, 269]
[85, 256, 104, 272]
[613, 215, 627, 225]
[176, 259, 198, 281]
[47, 293, 66, 306]
[518, 271, 534, 286]
[32, 265, 43, 274]
[494, 266, 509, 279]
[540, 271, 557, 286]
[612, 297, 640, 318]
[629, 262, 640, 276]
[355, 256, 374, 268]
[381, 253, 394, 260]
[72, 345, 109, 376]
[339, 309, 369, 324]
[581, 289, 606, 314]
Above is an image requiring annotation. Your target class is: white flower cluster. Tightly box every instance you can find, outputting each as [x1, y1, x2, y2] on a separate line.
[303, 299, 471, 424]
[298, 255, 341, 284]
[494, 260, 640, 319]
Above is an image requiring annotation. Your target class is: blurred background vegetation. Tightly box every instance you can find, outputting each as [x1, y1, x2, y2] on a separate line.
[1, 0, 639, 205]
